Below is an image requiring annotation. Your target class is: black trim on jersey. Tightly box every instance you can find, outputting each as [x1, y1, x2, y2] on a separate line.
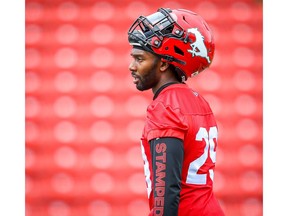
[153, 82, 180, 100]
[149, 137, 184, 216]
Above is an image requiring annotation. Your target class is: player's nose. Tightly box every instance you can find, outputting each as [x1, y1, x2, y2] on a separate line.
[128, 60, 136, 72]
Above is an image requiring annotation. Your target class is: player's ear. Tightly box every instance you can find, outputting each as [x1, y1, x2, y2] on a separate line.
[159, 60, 170, 72]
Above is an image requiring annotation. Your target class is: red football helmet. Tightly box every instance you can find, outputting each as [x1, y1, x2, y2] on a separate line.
[128, 8, 215, 80]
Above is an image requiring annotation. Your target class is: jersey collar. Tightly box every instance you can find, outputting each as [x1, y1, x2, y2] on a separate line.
[153, 82, 180, 100]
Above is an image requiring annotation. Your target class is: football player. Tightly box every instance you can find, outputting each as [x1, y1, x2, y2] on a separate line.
[128, 8, 225, 216]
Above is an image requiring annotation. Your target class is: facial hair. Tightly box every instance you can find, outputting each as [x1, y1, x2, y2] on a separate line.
[136, 59, 160, 91]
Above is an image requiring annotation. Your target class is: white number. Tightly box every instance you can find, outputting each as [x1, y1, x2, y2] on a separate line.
[186, 126, 217, 185]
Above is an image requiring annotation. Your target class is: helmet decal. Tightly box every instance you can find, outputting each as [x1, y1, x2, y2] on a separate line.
[187, 28, 211, 64]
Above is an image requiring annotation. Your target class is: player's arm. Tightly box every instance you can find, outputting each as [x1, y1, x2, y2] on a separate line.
[149, 137, 184, 216]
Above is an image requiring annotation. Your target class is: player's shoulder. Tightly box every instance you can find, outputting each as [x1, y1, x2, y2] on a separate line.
[157, 83, 204, 104]
[155, 83, 213, 114]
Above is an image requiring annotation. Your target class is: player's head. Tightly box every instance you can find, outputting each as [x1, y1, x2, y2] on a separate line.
[128, 8, 215, 81]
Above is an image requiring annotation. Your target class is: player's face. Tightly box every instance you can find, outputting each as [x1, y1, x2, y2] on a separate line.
[129, 48, 161, 91]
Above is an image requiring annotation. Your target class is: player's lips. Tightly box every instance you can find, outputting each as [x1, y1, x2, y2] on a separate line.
[131, 73, 140, 84]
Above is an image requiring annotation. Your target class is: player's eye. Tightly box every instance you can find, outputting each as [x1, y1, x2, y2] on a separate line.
[136, 57, 143, 62]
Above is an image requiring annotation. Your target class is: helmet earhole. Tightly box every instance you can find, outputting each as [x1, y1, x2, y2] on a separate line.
[174, 46, 184, 56]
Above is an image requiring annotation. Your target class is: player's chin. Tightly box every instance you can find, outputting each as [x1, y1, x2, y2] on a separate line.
[136, 83, 148, 91]
[136, 85, 145, 91]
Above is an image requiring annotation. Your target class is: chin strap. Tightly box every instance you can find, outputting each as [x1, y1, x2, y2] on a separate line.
[161, 54, 186, 65]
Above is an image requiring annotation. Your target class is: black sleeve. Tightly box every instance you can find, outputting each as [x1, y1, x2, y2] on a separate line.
[149, 137, 184, 216]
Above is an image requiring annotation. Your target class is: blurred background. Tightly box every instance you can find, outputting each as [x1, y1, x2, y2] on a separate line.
[25, 0, 263, 215]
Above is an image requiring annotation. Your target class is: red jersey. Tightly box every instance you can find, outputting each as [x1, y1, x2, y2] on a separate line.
[141, 83, 224, 216]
